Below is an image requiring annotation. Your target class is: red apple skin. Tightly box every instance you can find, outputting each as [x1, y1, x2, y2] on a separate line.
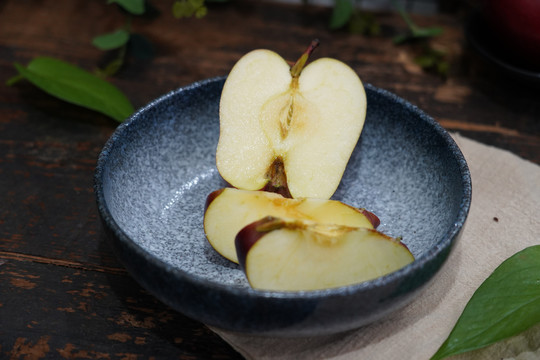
[336, 201, 379, 228]
[358, 208, 380, 228]
[205, 188, 225, 211]
[235, 216, 283, 270]
[482, 0, 540, 67]
[234, 216, 274, 269]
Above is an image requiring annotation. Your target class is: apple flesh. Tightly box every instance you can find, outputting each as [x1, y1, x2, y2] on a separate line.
[235, 216, 414, 291]
[216, 40, 367, 199]
[204, 187, 379, 263]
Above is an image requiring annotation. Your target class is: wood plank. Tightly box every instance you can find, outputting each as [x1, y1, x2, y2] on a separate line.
[0, 257, 242, 359]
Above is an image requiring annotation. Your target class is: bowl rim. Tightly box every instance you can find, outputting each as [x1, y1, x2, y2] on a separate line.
[94, 76, 472, 301]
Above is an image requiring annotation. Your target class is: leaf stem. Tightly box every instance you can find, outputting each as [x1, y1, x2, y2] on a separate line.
[391, 0, 417, 32]
[5, 74, 24, 86]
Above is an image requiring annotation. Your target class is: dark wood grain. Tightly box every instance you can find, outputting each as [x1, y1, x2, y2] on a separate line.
[0, 258, 236, 359]
[1, 0, 539, 359]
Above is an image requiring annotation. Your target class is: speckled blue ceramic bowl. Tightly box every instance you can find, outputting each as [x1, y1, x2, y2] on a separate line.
[95, 77, 471, 337]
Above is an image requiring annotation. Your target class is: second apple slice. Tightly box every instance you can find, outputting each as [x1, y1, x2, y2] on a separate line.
[203, 187, 379, 263]
[236, 216, 415, 291]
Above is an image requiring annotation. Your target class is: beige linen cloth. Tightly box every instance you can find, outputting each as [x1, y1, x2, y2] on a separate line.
[210, 134, 540, 360]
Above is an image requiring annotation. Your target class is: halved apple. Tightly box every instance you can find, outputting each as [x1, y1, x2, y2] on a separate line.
[235, 216, 414, 292]
[216, 40, 367, 199]
[203, 187, 379, 263]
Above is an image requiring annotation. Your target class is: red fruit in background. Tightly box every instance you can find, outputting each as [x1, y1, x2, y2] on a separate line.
[482, 0, 540, 68]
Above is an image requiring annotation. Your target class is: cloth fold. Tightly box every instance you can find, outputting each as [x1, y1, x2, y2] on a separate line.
[210, 134, 540, 360]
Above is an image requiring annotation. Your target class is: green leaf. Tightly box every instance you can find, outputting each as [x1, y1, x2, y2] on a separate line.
[195, 6, 208, 18]
[391, 0, 443, 44]
[12, 57, 134, 122]
[348, 11, 380, 36]
[173, 1, 195, 18]
[414, 54, 436, 68]
[392, 34, 409, 45]
[188, 0, 204, 7]
[173, 0, 208, 18]
[436, 61, 449, 76]
[329, 0, 354, 30]
[412, 46, 448, 77]
[95, 57, 125, 78]
[412, 26, 443, 39]
[431, 245, 540, 360]
[392, 26, 443, 44]
[108, 0, 145, 15]
[92, 29, 130, 50]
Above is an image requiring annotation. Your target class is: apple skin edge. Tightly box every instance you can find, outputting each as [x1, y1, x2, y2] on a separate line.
[204, 188, 225, 211]
[358, 208, 380, 228]
[235, 216, 281, 271]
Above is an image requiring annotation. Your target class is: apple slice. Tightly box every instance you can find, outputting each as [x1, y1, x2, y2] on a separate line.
[235, 216, 414, 291]
[217, 40, 367, 199]
[203, 187, 379, 263]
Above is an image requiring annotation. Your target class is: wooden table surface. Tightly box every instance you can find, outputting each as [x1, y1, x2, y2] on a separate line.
[1, 1, 538, 358]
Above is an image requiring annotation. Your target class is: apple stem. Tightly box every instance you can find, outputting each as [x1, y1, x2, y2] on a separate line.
[290, 39, 320, 78]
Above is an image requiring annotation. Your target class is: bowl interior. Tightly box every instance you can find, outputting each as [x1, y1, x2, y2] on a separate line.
[100, 78, 467, 290]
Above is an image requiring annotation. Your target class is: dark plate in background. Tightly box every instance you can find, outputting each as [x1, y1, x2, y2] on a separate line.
[466, 13, 540, 86]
